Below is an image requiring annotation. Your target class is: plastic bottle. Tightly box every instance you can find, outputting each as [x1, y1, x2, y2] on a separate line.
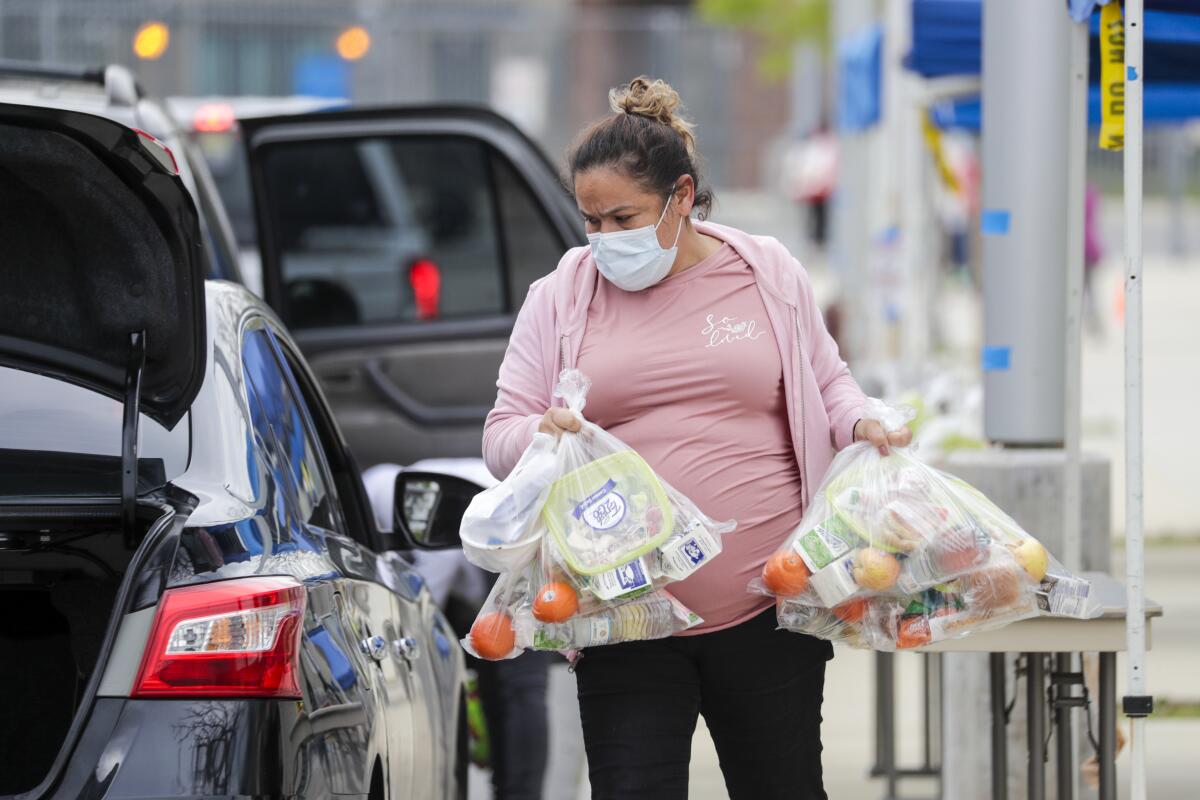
[522, 591, 686, 650]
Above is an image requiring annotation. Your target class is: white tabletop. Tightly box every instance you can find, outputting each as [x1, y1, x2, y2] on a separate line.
[916, 573, 1162, 654]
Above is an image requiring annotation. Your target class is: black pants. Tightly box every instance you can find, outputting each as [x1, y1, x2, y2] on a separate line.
[473, 649, 552, 800]
[574, 607, 833, 800]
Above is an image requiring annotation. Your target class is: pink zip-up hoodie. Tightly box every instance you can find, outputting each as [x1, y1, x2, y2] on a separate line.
[482, 220, 868, 512]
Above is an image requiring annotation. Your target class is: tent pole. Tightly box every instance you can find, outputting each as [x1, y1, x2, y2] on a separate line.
[1123, 2, 1149, 800]
[1062, 15, 1089, 800]
[1064, 4, 1087, 587]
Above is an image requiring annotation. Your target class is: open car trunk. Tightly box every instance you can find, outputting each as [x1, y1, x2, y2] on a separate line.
[0, 505, 173, 796]
[0, 101, 206, 796]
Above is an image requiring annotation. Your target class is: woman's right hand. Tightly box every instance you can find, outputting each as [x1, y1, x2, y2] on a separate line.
[538, 407, 582, 438]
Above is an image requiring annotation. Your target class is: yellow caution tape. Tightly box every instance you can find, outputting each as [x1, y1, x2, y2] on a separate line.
[1099, 2, 1125, 151]
[922, 111, 960, 195]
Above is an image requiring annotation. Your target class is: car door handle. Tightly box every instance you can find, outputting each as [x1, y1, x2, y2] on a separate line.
[363, 358, 491, 426]
[393, 636, 420, 662]
[361, 635, 387, 662]
[320, 368, 359, 389]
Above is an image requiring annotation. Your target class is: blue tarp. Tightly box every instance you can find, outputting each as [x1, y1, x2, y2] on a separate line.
[909, 0, 1200, 128]
[838, 24, 884, 132]
[932, 85, 1200, 129]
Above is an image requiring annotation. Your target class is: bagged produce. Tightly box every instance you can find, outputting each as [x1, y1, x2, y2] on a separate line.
[462, 369, 734, 660]
[755, 400, 1100, 651]
[463, 551, 703, 660]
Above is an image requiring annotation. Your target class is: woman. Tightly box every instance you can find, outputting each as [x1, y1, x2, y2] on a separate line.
[483, 77, 910, 800]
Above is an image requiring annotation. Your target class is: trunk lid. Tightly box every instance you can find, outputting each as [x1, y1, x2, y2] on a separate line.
[0, 102, 205, 429]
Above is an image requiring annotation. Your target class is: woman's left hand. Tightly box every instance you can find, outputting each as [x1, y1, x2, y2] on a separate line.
[853, 419, 912, 456]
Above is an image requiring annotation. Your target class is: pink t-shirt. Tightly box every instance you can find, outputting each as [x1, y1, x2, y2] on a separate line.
[576, 244, 804, 634]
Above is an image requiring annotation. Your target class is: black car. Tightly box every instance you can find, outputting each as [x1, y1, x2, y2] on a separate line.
[0, 98, 473, 799]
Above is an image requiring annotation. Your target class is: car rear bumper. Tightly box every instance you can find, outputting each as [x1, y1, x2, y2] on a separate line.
[42, 698, 370, 799]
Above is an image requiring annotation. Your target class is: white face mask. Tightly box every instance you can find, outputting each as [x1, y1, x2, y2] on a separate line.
[587, 194, 684, 292]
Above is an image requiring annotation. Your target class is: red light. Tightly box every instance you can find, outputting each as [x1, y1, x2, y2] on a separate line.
[131, 127, 179, 175]
[193, 102, 236, 133]
[409, 259, 441, 320]
[132, 576, 306, 698]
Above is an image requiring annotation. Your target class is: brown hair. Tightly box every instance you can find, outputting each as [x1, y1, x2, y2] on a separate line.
[568, 76, 713, 219]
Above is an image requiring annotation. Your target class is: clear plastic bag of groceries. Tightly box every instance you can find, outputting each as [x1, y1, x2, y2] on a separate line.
[462, 539, 703, 660]
[755, 399, 1101, 652]
[460, 369, 734, 659]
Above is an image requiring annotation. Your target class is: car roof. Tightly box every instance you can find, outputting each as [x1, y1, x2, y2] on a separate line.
[0, 69, 178, 135]
[167, 95, 347, 131]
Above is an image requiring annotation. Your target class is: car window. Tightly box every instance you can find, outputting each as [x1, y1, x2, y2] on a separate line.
[259, 135, 511, 330]
[0, 366, 189, 492]
[241, 324, 344, 534]
[182, 137, 243, 284]
[192, 162, 243, 284]
[490, 151, 565, 306]
[192, 130, 258, 248]
[272, 336, 379, 550]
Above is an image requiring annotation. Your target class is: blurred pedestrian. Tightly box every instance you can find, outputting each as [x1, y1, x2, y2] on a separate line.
[361, 463, 552, 800]
[782, 127, 837, 247]
[482, 76, 910, 800]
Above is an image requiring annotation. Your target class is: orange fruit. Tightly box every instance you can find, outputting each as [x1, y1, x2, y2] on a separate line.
[470, 612, 516, 660]
[762, 550, 811, 597]
[832, 596, 868, 624]
[532, 581, 579, 623]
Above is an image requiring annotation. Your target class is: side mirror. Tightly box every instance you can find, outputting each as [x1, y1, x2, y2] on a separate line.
[393, 470, 480, 550]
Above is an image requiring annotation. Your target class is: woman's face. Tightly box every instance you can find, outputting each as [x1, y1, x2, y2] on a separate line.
[574, 167, 692, 242]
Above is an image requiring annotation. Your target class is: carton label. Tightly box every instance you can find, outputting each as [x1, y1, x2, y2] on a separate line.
[588, 556, 651, 600]
[660, 524, 718, 578]
[1037, 573, 1092, 619]
[793, 517, 853, 572]
[810, 555, 859, 607]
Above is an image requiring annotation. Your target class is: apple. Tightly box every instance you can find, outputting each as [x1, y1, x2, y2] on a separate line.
[1010, 539, 1049, 581]
[852, 548, 901, 591]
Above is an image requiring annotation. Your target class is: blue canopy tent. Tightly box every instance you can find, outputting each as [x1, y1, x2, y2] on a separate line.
[908, 0, 1200, 129]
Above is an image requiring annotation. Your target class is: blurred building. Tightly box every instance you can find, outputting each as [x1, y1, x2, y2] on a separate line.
[0, 0, 799, 189]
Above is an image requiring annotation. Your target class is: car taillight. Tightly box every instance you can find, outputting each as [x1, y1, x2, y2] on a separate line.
[131, 127, 180, 175]
[133, 576, 306, 698]
[409, 258, 441, 320]
[193, 102, 236, 133]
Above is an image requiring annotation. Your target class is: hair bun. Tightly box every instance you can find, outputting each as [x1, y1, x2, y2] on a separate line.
[609, 76, 696, 157]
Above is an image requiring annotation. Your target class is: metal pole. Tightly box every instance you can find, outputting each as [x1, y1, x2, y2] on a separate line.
[989, 653, 1008, 800]
[874, 651, 897, 797]
[1061, 19, 1089, 800]
[1026, 654, 1045, 800]
[1099, 652, 1117, 800]
[980, 0, 1074, 444]
[1055, 653, 1075, 800]
[1123, 2, 1149, 799]
[831, 0, 877, 368]
[1062, 0, 1088, 581]
[922, 655, 933, 770]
